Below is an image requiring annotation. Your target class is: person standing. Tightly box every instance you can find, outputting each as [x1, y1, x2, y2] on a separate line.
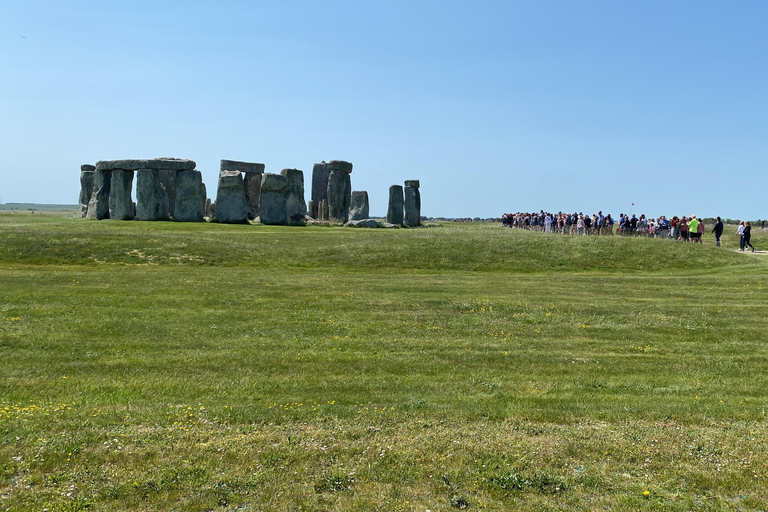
[744, 221, 755, 252]
[696, 217, 705, 243]
[688, 216, 699, 243]
[712, 217, 724, 247]
[738, 221, 746, 251]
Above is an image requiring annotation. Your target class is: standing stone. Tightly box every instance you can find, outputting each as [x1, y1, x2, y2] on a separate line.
[86, 170, 111, 220]
[281, 168, 307, 223]
[387, 185, 404, 225]
[327, 170, 351, 223]
[109, 169, 135, 220]
[174, 170, 205, 222]
[215, 170, 248, 224]
[349, 191, 369, 221]
[259, 173, 287, 225]
[158, 170, 177, 217]
[79, 165, 95, 218]
[404, 180, 421, 227]
[311, 162, 331, 217]
[200, 183, 208, 216]
[221, 160, 266, 221]
[319, 199, 329, 221]
[136, 168, 169, 221]
[308, 200, 317, 219]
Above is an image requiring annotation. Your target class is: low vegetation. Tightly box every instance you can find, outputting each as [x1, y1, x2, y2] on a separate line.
[1, 214, 767, 510]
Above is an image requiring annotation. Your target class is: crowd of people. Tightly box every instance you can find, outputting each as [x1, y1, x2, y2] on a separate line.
[500, 211, 758, 251]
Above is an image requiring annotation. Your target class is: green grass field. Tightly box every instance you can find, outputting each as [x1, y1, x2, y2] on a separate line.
[2, 214, 768, 511]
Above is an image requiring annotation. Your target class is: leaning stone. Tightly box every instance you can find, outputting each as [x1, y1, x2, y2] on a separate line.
[329, 160, 353, 173]
[215, 170, 248, 224]
[387, 185, 404, 225]
[96, 158, 195, 172]
[109, 169, 135, 220]
[344, 219, 380, 228]
[158, 169, 178, 216]
[243, 172, 262, 220]
[136, 169, 169, 221]
[220, 160, 265, 174]
[259, 173, 287, 225]
[281, 168, 307, 221]
[404, 183, 421, 227]
[174, 170, 205, 222]
[311, 162, 331, 206]
[86, 170, 111, 219]
[349, 191, 369, 221]
[327, 170, 351, 222]
[79, 165, 95, 218]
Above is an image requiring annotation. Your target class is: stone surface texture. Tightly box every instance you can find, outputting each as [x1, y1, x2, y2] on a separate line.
[243, 172, 262, 220]
[174, 170, 205, 222]
[86, 170, 111, 220]
[215, 170, 248, 224]
[220, 160, 265, 174]
[308, 200, 317, 219]
[109, 169, 135, 220]
[281, 168, 307, 222]
[404, 182, 421, 227]
[349, 191, 369, 221]
[404, 180, 420, 188]
[136, 168, 170, 221]
[311, 162, 331, 207]
[327, 170, 351, 223]
[79, 166, 95, 218]
[96, 158, 195, 172]
[328, 160, 353, 173]
[319, 199, 329, 221]
[387, 185, 404, 225]
[344, 219, 380, 228]
[259, 173, 287, 225]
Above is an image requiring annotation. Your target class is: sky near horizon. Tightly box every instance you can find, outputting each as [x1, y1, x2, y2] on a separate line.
[1, 1, 766, 219]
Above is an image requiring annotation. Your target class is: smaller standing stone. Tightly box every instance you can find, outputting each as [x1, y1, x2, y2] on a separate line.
[403, 180, 421, 227]
[175, 169, 205, 222]
[215, 170, 248, 224]
[136, 168, 170, 221]
[109, 169, 135, 220]
[79, 165, 95, 218]
[319, 199, 329, 221]
[259, 173, 287, 225]
[387, 185, 404, 225]
[308, 200, 317, 219]
[86, 170, 111, 219]
[349, 191, 369, 221]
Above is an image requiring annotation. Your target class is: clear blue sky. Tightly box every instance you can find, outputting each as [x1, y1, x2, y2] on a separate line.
[2, 1, 766, 219]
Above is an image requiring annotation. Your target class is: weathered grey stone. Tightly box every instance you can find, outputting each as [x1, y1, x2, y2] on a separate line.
[200, 183, 207, 216]
[86, 170, 111, 219]
[327, 170, 351, 223]
[344, 219, 380, 228]
[329, 160, 353, 173]
[259, 173, 287, 225]
[311, 162, 331, 206]
[349, 191, 369, 221]
[174, 170, 205, 222]
[136, 168, 169, 221]
[281, 168, 307, 221]
[387, 185, 404, 225]
[205, 198, 212, 218]
[404, 183, 421, 227]
[215, 170, 248, 224]
[244, 172, 262, 220]
[319, 199, 329, 221]
[96, 158, 195, 172]
[109, 169, 135, 220]
[158, 169, 177, 216]
[220, 160, 265, 174]
[308, 200, 317, 219]
[404, 180, 420, 188]
[382, 222, 401, 229]
[79, 165, 95, 218]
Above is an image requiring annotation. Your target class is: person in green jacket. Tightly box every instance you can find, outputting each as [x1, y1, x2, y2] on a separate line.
[688, 216, 699, 242]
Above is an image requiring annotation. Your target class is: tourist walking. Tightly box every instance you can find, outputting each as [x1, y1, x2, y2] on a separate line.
[712, 217, 724, 247]
[744, 221, 755, 252]
[738, 221, 746, 251]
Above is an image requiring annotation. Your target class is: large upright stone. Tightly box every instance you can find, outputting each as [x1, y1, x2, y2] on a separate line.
[281, 168, 307, 223]
[79, 165, 95, 218]
[221, 160, 265, 220]
[349, 191, 369, 221]
[327, 170, 351, 223]
[158, 170, 178, 216]
[259, 173, 287, 225]
[136, 168, 169, 221]
[387, 185, 404, 225]
[175, 170, 205, 222]
[403, 180, 421, 227]
[86, 170, 111, 219]
[215, 170, 248, 224]
[310, 162, 331, 217]
[109, 169, 134, 220]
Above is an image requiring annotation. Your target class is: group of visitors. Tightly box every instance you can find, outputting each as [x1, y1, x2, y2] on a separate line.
[500, 211, 756, 250]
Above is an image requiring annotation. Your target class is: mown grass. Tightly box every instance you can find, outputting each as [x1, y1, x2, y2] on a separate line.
[1, 215, 768, 511]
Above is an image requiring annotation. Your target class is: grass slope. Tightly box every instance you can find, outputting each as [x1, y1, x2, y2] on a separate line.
[1, 216, 768, 511]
